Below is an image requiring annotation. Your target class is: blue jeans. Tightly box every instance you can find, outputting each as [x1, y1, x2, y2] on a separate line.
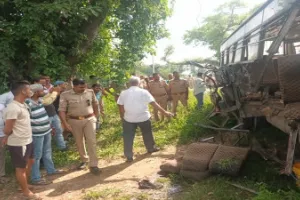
[49, 115, 66, 150]
[31, 133, 56, 182]
[195, 92, 204, 109]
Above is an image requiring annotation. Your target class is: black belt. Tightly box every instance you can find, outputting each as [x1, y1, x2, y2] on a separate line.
[153, 93, 167, 97]
[68, 113, 94, 120]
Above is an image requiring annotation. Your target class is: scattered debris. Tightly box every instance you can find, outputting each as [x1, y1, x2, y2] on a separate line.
[227, 182, 258, 195]
[138, 179, 163, 190]
[251, 137, 284, 165]
[167, 185, 183, 196]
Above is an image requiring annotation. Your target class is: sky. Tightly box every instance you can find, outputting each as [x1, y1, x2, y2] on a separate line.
[143, 0, 267, 65]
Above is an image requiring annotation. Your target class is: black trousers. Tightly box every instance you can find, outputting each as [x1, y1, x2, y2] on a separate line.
[122, 119, 155, 159]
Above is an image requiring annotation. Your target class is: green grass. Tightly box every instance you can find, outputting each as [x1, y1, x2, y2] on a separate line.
[82, 188, 122, 200]
[82, 188, 150, 200]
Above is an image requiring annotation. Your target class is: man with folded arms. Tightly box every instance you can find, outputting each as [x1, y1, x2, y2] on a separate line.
[26, 84, 63, 186]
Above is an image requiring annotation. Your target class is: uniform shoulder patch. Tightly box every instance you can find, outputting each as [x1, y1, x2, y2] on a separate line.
[61, 90, 71, 95]
[86, 89, 94, 92]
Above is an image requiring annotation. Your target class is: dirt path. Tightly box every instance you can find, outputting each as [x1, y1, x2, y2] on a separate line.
[1, 146, 180, 200]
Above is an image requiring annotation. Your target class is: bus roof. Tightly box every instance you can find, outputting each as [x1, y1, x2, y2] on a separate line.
[220, 0, 297, 52]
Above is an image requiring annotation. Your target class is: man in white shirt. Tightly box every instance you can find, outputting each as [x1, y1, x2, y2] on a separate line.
[0, 91, 14, 184]
[117, 76, 173, 162]
[4, 81, 41, 199]
[194, 72, 206, 109]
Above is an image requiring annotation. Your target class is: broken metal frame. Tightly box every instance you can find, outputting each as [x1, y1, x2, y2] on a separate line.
[196, 123, 250, 146]
[254, 7, 300, 91]
[284, 127, 299, 175]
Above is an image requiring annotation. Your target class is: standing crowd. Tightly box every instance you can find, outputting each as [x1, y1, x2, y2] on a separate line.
[0, 71, 206, 199]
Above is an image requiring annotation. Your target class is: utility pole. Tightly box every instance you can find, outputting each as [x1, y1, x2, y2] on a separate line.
[152, 55, 155, 73]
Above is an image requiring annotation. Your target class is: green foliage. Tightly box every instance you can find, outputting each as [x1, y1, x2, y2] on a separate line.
[175, 177, 300, 200]
[175, 177, 254, 200]
[183, 0, 251, 59]
[0, 0, 171, 92]
[253, 185, 300, 200]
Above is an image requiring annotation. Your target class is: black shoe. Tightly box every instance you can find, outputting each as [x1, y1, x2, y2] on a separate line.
[77, 162, 88, 170]
[148, 147, 160, 154]
[126, 158, 133, 163]
[90, 167, 101, 175]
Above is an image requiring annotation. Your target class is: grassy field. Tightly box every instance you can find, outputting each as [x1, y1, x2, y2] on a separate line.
[3, 90, 300, 199]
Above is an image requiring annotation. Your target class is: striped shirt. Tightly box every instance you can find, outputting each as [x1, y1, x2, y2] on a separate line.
[25, 99, 51, 136]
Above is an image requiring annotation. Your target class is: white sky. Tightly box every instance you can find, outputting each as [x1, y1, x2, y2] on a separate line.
[143, 0, 267, 65]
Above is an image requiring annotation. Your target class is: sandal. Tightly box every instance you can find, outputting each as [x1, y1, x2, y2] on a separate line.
[31, 179, 52, 186]
[47, 169, 66, 176]
[0, 176, 10, 184]
[24, 193, 42, 200]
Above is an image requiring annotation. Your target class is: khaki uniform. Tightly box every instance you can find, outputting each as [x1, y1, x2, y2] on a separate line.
[59, 89, 98, 167]
[169, 79, 189, 114]
[139, 79, 148, 90]
[148, 80, 168, 121]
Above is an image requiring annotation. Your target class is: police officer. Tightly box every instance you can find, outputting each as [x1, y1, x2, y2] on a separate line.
[166, 73, 173, 111]
[59, 79, 100, 175]
[148, 73, 169, 121]
[169, 71, 189, 115]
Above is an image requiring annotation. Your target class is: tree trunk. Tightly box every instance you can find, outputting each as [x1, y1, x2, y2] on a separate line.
[67, 2, 109, 69]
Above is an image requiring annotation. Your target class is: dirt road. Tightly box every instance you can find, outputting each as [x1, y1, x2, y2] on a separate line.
[1, 146, 179, 200]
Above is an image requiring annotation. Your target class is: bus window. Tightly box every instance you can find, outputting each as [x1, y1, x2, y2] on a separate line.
[243, 39, 249, 61]
[234, 41, 243, 63]
[285, 42, 300, 55]
[248, 30, 260, 60]
[221, 52, 225, 65]
[225, 49, 229, 64]
[294, 42, 300, 54]
[264, 41, 284, 55]
[229, 45, 236, 63]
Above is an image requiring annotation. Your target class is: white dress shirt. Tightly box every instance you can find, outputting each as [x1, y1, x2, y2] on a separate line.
[117, 86, 155, 123]
[194, 78, 206, 96]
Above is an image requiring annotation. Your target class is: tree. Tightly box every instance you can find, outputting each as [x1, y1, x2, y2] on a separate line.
[161, 44, 175, 62]
[183, 0, 250, 59]
[0, 0, 171, 92]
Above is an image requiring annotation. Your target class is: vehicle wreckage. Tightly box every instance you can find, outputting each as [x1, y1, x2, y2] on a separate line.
[191, 0, 300, 176]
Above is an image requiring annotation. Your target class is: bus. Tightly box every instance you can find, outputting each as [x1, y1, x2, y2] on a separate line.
[211, 0, 300, 175]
